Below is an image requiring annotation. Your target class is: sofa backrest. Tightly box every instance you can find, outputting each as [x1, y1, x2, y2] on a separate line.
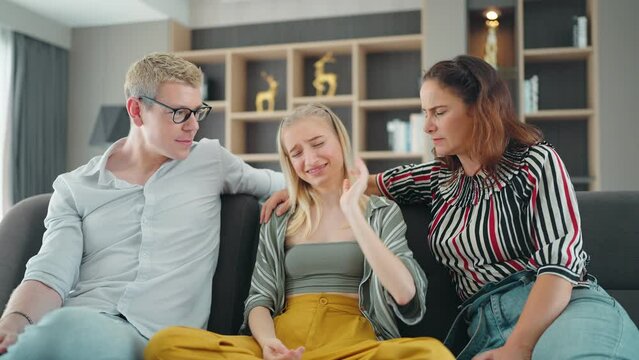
[208, 194, 261, 334]
[0, 193, 50, 308]
[576, 191, 639, 323]
[396, 203, 460, 340]
[1, 191, 637, 339]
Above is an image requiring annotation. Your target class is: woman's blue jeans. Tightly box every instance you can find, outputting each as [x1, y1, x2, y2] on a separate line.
[444, 271, 639, 360]
[3, 307, 148, 360]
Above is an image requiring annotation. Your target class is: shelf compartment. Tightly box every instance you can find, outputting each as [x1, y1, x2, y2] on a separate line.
[525, 60, 588, 110]
[301, 53, 352, 97]
[365, 50, 422, 100]
[524, 47, 592, 62]
[528, 119, 589, 181]
[523, 0, 588, 49]
[200, 63, 226, 101]
[195, 112, 225, 144]
[245, 59, 287, 112]
[362, 109, 421, 152]
[245, 122, 280, 154]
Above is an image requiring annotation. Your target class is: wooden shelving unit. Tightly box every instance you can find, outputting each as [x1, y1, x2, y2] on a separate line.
[468, 0, 598, 190]
[176, 34, 425, 170]
[517, 0, 599, 190]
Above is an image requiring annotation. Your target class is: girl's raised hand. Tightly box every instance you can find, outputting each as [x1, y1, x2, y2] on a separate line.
[340, 158, 369, 214]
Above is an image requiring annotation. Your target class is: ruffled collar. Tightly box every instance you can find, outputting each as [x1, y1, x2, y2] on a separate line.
[437, 143, 531, 207]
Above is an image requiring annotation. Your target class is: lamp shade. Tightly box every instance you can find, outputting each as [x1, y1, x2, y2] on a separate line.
[89, 105, 130, 145]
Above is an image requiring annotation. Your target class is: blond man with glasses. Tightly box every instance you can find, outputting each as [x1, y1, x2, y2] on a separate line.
[0, 53, 284, 360]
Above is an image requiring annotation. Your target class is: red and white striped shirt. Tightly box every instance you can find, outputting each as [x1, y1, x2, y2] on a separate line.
[377, 143, 588, 300]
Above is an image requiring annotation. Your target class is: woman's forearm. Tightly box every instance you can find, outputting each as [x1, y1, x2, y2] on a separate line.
[366, 174, 382, 196]
[248, 306, 277, 347]
[344, 209, 415, 305]
[505, 273, 573, 353]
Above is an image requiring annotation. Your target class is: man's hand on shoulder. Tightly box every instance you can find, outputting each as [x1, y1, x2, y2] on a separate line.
[260, 189, 290, 224]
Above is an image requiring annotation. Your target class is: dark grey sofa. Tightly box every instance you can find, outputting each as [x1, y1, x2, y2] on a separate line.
[0, 192, 637, 340]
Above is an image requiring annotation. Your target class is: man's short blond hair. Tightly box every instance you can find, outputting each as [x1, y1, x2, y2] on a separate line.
[124, 52, 203, 98]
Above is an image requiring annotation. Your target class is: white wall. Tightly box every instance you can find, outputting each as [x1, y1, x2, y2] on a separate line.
[597, 0, 639, 190]
[0, 0, 70, 48]
[421, 0, 466, 69]
[189, 0, 421, 28]
[67, 21, 170, 170]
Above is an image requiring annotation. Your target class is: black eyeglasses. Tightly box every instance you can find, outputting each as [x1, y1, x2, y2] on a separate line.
[139, 96, 212, 124]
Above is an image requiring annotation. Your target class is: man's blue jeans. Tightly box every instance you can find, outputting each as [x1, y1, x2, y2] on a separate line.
[3, 307, 148, 360]
[446, 271, 639, 360]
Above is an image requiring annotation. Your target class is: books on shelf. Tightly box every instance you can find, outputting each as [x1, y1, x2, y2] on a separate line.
[572, 16, 588, 48]
[387, 119, 410, 153]
[386, 113, 429, 154]
[409, 113, 425, 154]
[524, 75, 539, 114]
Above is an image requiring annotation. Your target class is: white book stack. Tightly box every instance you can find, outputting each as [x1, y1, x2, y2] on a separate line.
[524, 75, 539, 114]
[387, 119, 410, 153]
[409, 113, 425, 154]
[572, 16, 588, 48]
[386, 114, 432, 157]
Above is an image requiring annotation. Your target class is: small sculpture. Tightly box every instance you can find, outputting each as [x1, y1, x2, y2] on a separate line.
[255, 71, 278, 112]
[484, 19, 499, 69]
[313, 52, 338, 97]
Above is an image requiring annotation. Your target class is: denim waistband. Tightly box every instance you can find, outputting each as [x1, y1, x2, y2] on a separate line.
[444, 270, 537, 355]
[459, 270, 537, 315]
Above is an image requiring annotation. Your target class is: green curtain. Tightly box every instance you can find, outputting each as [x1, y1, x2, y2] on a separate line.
[12, 33, 68, 203]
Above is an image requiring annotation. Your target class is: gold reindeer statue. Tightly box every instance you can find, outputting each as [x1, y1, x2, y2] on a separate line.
[255, 71, 279, 112]
[313, 52, 337, 97]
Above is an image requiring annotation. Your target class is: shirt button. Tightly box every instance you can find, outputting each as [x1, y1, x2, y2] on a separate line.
[319, 297, 328, 305]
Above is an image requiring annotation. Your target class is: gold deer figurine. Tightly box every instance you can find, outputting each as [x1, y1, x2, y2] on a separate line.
[313, 52, 337, 97]
[255, 71, 279, 112]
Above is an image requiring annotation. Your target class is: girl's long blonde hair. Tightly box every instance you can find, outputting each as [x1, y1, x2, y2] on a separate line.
[277, 103, 367, 239]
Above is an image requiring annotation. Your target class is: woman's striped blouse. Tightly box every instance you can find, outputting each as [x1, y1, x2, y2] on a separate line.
[377, 143, 589, 301]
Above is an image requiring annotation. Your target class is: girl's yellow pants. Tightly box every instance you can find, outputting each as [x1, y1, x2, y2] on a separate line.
[145, 293, 453, 360]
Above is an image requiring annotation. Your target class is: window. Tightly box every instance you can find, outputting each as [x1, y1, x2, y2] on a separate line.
[0, 26, 14, 218]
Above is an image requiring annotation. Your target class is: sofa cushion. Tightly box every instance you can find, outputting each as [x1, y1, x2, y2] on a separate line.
[208, 194, 261, 334]
[577, 191, 639, 324]
[397, 203, 460, 340]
